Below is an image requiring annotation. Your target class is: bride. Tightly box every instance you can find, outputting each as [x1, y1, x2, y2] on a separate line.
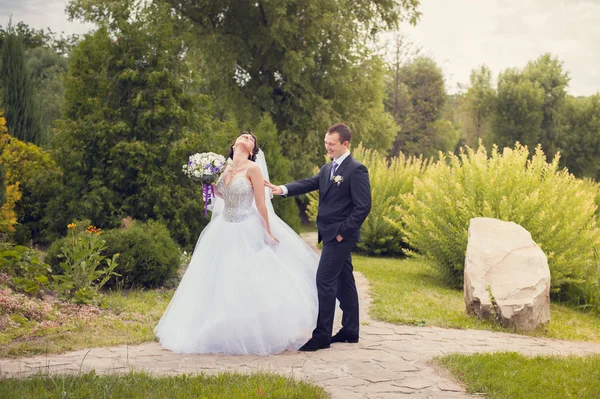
[154, 131, 319, 355]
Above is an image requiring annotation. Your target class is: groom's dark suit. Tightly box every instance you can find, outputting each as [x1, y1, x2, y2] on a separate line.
[285, 154, 371, 343]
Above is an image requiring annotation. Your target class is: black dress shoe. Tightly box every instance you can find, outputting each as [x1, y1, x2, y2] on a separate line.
[331, 330, 359, 343]
[298, 338, 330, 352]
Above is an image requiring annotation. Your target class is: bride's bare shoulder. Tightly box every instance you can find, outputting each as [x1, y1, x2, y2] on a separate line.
[248, 162, 262, 174]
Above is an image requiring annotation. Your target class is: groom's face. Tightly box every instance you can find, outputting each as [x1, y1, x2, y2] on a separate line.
[324, 132, 349, 160]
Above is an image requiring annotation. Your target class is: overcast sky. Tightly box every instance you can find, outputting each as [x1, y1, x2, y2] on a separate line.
[1, 0, 598, 96]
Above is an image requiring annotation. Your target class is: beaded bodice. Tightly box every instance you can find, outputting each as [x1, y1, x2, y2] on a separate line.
[216, 174, 255, 222]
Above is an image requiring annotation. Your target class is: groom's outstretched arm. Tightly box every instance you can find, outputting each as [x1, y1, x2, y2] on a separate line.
[284, 173, 320, 197]
[339, 164, 372, 239]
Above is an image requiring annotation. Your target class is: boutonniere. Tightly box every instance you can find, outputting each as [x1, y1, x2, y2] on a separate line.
[332, 175, 344, 186]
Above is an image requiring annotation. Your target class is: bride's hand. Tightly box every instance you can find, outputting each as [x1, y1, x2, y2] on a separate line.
[264, 180, 283, 195]
[267, 232, 280, 244]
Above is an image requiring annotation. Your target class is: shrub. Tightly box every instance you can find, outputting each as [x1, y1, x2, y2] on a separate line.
[400, 142, 600, 308]
[0, 181, 20, 235]
[101, 220, 181, 288]
[0, 134, 63, 243]
[0, 241, 51, 297]
[306, 144, 429, 256]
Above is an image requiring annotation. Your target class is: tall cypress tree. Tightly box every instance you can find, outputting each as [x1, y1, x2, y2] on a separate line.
[0, 24, 44, 145]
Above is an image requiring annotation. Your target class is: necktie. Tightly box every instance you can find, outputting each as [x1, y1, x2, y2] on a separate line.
[330, 161, 338, 180]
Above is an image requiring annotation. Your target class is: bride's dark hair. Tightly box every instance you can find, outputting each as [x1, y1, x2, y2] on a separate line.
[228, 130, 259, 161]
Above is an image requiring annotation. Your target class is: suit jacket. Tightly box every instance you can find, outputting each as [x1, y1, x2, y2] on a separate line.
[285, 155, 372, 244]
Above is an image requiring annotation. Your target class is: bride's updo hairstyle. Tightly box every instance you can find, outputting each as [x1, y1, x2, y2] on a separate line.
[228, 130, 259, 161]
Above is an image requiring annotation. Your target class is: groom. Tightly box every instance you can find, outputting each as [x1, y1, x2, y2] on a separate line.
[267, 123, 372, 351]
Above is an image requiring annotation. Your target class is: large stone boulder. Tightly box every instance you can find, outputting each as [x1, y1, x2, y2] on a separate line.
[464, 217, 550, 331]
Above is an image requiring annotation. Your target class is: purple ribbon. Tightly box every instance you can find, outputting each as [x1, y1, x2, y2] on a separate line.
[202, 183, 216, 217]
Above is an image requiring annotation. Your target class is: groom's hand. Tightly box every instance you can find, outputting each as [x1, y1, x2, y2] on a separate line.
[336, 235, 344, 242]
[264, 180, 283, 195]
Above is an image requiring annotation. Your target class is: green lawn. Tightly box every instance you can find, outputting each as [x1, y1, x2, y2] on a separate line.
[354, 256, 600, 341]
[0, 371, 327, 399]
[436, 352, 600, 399]
[0, 289, 172, 358]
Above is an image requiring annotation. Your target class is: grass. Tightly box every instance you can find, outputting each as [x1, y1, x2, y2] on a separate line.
[436, 352, 600, 399]
[0, 371, 328, 399]
[353, 256, 600, 341]
[0, 289, 172, 358]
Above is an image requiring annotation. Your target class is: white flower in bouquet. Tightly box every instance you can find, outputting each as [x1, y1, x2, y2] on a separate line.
[182, 152, 227, 184]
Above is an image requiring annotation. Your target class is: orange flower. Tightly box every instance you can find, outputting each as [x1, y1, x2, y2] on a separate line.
[67, 223, 76, 229]
[85, 225, 102, 234]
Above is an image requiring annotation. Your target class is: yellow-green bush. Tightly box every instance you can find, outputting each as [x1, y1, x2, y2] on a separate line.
[307, 145, 429, 256]
[0, 134, 62, 242]
[0, 182, 20, 235]
[400, 142, 600, 309]
[0, 113, 20, 234]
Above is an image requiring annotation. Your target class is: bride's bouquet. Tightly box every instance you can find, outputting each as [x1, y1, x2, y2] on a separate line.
[182, 152, 227, 217]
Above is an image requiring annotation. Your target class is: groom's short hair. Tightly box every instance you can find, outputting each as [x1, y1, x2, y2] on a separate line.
[327, 123, 352, 144]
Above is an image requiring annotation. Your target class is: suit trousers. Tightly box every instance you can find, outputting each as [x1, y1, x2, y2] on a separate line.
[312, 237, 360, 341]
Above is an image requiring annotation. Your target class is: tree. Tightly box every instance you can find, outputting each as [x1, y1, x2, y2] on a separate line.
[26, 47, 69, 142]
[0, 24, 45, 145]
[559, 94, 600, 179]
[459, 65, 495, 147]
[0, 21, 80, 56]
[388, 57, 451, 158]
[492, 68, 544, 150]
[522, 54, 569, 159]
[490, 54, 569, 155]
[67, 0, 420, 178]
[385, 31, 421, 122]
[52, 1, 235, 248]
[0, 21, 50, 50]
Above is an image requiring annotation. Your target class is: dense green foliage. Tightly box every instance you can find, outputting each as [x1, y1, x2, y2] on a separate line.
[0, 134, 62, 243]
[114, 0, 422, 178]
[51, 3, 237, 248]
[101, 221, 181, 288]
[0, 242, 51, 297]
[387, 56, 459, 158]
[26, 46, 69, 141]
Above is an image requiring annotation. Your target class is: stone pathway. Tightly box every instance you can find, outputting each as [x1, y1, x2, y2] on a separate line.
[2, 232, 600, 398]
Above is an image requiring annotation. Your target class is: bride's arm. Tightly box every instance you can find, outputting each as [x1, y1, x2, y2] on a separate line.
[248, 164, 278, 243]
[211, 183, 223, 198]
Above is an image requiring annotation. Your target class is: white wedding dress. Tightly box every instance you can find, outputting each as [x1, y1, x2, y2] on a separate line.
[154, 151, 319, 355]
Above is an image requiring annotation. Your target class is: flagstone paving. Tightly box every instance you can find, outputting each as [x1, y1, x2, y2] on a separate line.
[2, 232, 599, 398]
